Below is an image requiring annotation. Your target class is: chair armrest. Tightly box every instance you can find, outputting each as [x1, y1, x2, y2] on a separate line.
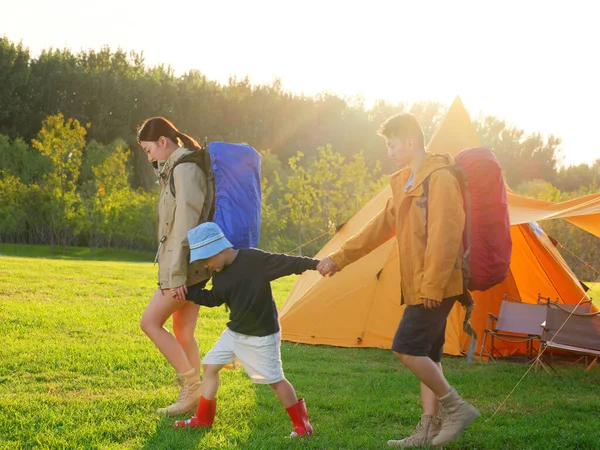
[484, 314, 498, 333]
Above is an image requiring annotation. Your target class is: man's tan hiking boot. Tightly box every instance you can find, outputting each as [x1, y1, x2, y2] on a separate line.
[387, 414, 442, 447]
[431, 387, 479, 447]
[157, 368, 202, 416]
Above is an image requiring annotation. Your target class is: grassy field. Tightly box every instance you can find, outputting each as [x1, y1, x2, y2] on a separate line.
[588, 282, 600, 308]
[1, 246, 599, 450]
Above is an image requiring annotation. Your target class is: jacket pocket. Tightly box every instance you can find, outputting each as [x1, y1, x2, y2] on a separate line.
[158, 189, 177, 237]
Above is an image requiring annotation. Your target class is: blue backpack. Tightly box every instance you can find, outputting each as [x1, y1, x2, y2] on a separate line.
[169, 142, 261, 249]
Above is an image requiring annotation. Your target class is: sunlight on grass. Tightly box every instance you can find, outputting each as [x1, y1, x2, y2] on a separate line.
[587, 282, 600, 309]
[1, 247, 600, 449]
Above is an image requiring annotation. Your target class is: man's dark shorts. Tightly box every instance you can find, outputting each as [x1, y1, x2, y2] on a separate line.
[391, 295, 462, 363]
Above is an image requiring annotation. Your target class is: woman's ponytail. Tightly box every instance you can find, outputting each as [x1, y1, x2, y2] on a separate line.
[137, 117, 201, 150]
[175, 131, 201, 151]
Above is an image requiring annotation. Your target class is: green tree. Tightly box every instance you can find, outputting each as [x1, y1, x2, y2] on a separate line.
[515, 179, 569, 203]
[83, 139, 131, 250]
[283, 151, 319, 255]
[556, 160, 600, 193]
[32, 114, 87, 248]
[269, 145, 389, 256]
[475, 115, 561, 187]
[0, 38, 33, 138]
[0, 134, 51, 184]
[258, 173, 290, 252]
[0, 172, 29, 241]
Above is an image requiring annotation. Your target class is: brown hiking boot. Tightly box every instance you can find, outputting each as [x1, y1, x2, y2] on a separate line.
[387, 414, 442, 447]
[157, 368, 202, 416]
[431, 387, 479, 447]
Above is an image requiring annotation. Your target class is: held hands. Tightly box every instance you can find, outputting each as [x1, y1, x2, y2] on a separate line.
[170, 285, 188, 302]
[317, 256, 340, 277]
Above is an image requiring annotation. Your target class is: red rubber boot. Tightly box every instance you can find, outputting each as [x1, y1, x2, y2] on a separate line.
[285, 398, 313, 437]
[173, 396, 216, 429]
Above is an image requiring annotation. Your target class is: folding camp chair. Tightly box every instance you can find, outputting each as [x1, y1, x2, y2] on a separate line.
[480, 295, 547, 361]
[534, 302, 600, 375]
[537, 295, 593, 313]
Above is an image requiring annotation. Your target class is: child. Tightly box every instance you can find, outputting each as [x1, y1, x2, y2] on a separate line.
[174, 222, 318, 437]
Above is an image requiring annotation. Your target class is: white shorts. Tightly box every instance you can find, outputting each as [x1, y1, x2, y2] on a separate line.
[203, 328, 285, 385]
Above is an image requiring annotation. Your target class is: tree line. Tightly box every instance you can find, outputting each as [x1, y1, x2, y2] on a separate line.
[0, 36, 598, 279]
[4, 36, 593, 190]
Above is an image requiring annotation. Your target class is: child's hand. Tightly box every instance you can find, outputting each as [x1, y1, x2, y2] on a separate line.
[171, 285, 188, 302]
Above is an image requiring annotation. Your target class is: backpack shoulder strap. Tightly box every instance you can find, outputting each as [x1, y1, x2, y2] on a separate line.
[416, 174, 431, 241]
[416, 168, 452, 241]
[168, 150, 215, 223]
[168, 152, 203, 197]
[418, 167, 477, 358]
[417, 167, 469, 251]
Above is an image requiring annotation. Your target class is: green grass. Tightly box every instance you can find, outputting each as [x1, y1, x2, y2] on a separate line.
[0, 243, 154, 262]
[1, 246, 599, 449]
[588, 282, 600, 309]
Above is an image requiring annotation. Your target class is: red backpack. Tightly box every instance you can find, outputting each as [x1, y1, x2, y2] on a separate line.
[422, 147, 512, 292]
[421, 148, 512, 359]
[455, 147, 512, 291]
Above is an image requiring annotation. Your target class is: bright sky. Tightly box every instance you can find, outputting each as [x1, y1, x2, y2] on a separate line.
[3, 0, 599, 167]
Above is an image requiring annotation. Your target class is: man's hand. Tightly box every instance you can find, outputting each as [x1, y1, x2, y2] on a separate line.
[422, 298, 441, 310]
[317, 256, 340, 277]
[171, 285, 188, 302]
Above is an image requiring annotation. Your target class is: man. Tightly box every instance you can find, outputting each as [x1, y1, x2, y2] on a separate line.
[318, 113, 479, 447]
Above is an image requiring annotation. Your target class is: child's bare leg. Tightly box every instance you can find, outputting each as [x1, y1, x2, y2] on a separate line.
[270, 379, 298, 408]
[273, 379, 313, 437]
[174, 364, 223, 429]
[202, 364, 224, 400]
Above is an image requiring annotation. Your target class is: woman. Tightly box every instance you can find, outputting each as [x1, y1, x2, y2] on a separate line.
[138, 116, 209, 415]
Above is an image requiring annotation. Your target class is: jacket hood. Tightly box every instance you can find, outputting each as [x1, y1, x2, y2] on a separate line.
[392, 153, 456, 194]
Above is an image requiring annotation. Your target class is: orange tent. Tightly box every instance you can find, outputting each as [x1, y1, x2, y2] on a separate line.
[279, 97, 599, 357]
